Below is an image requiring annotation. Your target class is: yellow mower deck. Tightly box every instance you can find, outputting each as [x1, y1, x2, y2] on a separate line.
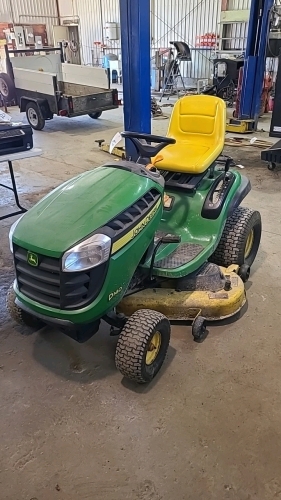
[118, 266, 246, 321]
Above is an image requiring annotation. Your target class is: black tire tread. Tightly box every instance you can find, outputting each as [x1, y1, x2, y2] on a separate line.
[0, 72, 16, 100]
[115, 309, 170, 383]
[6, 285, 26, 324]
[192, 316, 206, 336]
[6, 284, 42, 329]
[211, 207, 261, 268]
[268, 162, 276, 171]
[88, 112, 102, 119]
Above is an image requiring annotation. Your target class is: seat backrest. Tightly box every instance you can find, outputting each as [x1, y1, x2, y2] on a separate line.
[167, 95, 226, 148]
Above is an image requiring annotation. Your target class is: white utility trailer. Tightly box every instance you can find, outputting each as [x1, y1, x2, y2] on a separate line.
[3, 46, 118, 130]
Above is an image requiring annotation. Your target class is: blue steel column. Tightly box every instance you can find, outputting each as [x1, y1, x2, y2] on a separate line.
[252, 0, 274, 123]
[239, 0, 260, 119]
[119, 0, 151, 159]
[239, 0, 274, 124]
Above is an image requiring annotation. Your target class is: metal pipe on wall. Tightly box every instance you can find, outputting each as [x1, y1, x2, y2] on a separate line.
[99, 0, 105, 45]
[19, 14, 59, 22]
[8, 0, 15, 23]
[55, 0, 61, 25]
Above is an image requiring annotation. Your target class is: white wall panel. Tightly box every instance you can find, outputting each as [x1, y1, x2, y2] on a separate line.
[152, 0, 220, 79]
[223, 22, 248, 51]
[0, 0, 12, 22]
[58, 0, 222, 79]
[0, 0, 59, 44]
[227, 0, 250, 9]
[60, 0, 104, 66]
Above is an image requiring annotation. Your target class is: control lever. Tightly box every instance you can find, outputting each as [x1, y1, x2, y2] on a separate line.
[216, 155, 235, 174]
[225, 157, 233, 174]
[218, 157, 234, 186]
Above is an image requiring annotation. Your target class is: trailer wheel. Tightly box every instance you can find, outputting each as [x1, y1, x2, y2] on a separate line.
[115, 309, 170, 383]
[26, 102, 45, 130]
[0, 73, 15, 101]
[88, 112, 102, 119]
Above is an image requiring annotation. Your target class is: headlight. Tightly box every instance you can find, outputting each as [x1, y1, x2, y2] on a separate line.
[62, 234, 111, 272]
[9, 214, 24, 252]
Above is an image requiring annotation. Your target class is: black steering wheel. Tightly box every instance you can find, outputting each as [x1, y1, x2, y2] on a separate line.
[121, 131, 176, 160]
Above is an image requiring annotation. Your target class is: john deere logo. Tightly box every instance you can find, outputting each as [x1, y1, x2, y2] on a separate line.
[27, 251, 38, 267]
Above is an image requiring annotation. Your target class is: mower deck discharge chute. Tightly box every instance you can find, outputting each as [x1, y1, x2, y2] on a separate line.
[7, 95, 261, 384]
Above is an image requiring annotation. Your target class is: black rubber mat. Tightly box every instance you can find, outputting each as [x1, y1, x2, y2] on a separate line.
[154, 243, 204, 269]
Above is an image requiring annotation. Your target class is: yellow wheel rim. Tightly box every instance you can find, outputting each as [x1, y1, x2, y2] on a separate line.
[146, 331, 162, 365]
[244, 229, 254, 258]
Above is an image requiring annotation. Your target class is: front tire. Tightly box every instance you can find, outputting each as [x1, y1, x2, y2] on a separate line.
[115, 309, 171, 383]
[6, 284, 43, 329]
[26, 102, 45, 130]
[211, 207, 262, 268]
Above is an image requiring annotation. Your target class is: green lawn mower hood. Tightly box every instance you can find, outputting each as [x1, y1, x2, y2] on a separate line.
[11, 163, 164, 258]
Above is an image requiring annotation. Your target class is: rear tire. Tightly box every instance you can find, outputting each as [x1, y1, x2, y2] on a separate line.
[26, 102, 45, 130]
[6, 284, 43, 329]
[88, 112, 102, 119]
[210, 207, 262, 268]
[115, 309, 170, 383]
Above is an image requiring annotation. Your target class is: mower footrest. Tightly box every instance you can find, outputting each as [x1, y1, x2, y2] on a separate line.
[154, 243, 203, 269]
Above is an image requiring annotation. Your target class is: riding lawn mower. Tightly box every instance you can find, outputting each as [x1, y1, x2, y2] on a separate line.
[7, 95, 262, 384]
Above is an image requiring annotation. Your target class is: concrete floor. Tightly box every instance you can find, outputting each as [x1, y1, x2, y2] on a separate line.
[1, 105, 281, 500]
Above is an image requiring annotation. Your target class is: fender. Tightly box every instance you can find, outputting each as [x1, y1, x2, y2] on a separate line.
[227, 175, 251, 215]
[202, 174, 251, 220]
[20, 97, 53, 119]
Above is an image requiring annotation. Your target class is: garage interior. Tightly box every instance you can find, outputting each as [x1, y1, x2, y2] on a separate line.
[1, 1, 281, 499]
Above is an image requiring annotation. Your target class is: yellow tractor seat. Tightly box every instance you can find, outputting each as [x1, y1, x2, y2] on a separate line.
[155, 95, 226, 175]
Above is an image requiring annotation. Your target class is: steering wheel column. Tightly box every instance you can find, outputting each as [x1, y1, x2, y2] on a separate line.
[121, 131, 176, 164]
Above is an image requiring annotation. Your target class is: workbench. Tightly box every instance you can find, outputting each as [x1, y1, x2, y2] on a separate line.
[0, 148, 42, 221]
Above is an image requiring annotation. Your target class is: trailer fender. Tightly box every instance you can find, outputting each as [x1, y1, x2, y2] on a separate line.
[20, 97, 53, 119]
